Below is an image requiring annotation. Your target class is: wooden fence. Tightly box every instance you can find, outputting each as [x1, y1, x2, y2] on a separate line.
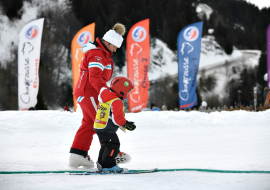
[183, 105, 270, 113]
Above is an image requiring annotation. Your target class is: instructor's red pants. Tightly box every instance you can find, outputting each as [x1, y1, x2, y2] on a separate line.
[71, 95, 98, 154]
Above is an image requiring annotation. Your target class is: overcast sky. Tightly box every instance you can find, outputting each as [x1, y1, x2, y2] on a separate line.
[246, 0, 270, 9]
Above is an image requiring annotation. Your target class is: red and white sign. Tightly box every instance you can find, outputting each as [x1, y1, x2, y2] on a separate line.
[126, 19, 150, 112]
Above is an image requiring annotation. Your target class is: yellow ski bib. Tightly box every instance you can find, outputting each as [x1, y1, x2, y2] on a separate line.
[94, 98, 123, 130]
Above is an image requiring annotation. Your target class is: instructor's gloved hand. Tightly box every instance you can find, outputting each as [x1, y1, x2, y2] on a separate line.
[124, 121, 136, 131]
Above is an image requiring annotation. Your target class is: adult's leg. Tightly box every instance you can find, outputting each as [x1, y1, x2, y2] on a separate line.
[70, 96, 98, 156]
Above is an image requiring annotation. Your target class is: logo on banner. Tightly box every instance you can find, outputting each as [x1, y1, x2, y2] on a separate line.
[132, 27, 147, 42]
[77, 31, 92, 46]
[25, 26, 39, 40]
[180, 42, 194, 55]
[22, 42, 34, 55]
[130, 43, 142, 56]
[183, 26, 199, 42]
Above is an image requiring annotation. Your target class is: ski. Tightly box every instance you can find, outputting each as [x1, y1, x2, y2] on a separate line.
[1, 168, 269, 175]
[70, 168, 158, 175]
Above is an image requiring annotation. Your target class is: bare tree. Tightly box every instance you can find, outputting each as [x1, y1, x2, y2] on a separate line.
[37, 4, 82, 109]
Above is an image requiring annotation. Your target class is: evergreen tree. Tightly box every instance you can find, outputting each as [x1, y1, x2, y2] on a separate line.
[198, 72, 217, 93]
[0, 47, 18, 110]
[35, 89, 48, 110]
[256, 52, 268, 104]
[225, 79, 240, 107]
[239, 68, 256, 106]
[36, 5, 81, 109]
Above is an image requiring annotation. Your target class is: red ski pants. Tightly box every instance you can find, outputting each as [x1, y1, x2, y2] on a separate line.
[71, 95, 98, 152]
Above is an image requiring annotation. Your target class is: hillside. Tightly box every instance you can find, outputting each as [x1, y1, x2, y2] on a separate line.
[0, 0, 268, 110]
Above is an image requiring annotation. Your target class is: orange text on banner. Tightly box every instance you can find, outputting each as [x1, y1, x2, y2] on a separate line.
[126, 19, 150, 112]
[71, 23, 95, 111]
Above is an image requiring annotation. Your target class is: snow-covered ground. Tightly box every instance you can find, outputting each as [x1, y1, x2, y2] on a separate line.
[0, 110, 270, 189]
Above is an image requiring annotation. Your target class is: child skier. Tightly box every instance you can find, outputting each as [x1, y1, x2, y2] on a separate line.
[94, 76, 136, 171]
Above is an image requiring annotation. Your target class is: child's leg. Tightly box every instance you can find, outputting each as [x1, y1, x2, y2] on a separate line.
[97, 145, 105, 164]
[102, 133, 120, 168]
[96, 132, 120, 168]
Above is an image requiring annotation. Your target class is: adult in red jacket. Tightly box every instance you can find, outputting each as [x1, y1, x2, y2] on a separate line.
[69, 23, 130, 168]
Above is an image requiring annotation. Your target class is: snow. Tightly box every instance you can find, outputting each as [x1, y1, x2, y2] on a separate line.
[246, 0, 270, 10]
[0, 110, 270, 189]
[200, 36, 243, 68]
[0, 1, 37, 64]
[196, 3, 213, 20]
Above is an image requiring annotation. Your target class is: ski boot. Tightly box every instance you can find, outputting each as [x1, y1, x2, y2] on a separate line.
[69, 153, 94, 168]
[115, 152, 132, 165]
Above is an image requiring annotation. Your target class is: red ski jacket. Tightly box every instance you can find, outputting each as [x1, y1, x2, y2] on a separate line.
[73, 38, 114, 97]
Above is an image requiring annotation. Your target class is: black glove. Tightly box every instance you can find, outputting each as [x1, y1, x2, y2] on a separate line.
[124, 121, 136, 131]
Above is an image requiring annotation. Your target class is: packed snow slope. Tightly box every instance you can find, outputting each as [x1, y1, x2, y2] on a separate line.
[0, 110, 270, 190]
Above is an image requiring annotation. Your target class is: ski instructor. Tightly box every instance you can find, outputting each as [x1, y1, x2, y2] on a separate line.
[69, 23, 131, 168]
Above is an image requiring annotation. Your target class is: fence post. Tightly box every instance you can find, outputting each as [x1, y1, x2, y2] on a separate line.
[254, 86, 257, 112]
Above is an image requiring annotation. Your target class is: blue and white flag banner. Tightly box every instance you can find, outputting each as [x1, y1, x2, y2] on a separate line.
[18, 18, 44, 110]
[177, 21, 203, 109]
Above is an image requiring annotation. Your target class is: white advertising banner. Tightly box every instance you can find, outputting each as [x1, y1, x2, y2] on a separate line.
[18, 18, 44, 110]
